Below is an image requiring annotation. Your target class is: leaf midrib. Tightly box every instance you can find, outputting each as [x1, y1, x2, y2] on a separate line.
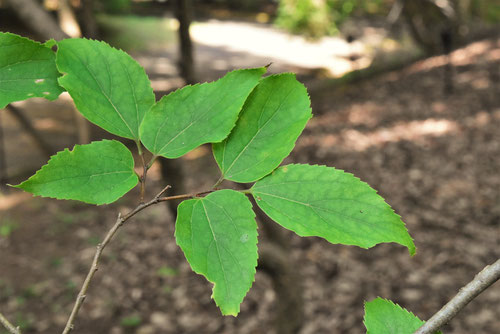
[155, 84, 233, 155]
[64, 44, 136, 139]
[200, 200, 231, 302]
[254, 191, 384, 228]
[27, 171, 132, 185]
[223, 85, 295, 178]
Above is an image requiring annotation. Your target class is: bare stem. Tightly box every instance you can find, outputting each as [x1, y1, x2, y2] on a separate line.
[136, 141, 147, 203]
[414, 258, 500, 334]
[61, 186, 213, 334]
[0, 312, 21, 334]
[61, 213, 125, 334]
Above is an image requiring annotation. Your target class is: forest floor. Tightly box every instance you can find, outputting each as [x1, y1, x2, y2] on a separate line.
[0, 23, 499, 334]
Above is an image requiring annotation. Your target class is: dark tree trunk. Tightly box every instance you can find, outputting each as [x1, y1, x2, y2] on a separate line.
[5, 0, 68, 40]
[258, 243, 304, 334]
[403, 0, 459, 94]
[174, 0, 196, 84]
[441, 29, 455, 95]
[159, 158, 187, 220]
[403, 0, 460, 55]
[5, 105, 53, 158]
[79, 0, 99, 39]
[0, 105, 53, 188]
[159, 0, 196, 219]
[245, 186, 305, 333]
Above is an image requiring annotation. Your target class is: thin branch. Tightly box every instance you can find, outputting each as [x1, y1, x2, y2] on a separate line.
[136, 141, 147, 203]
[0, 312, 21, 334]
[61, 186, 213, 334]
[156, 184, 172, 198]
[414, 258, 500, 334]
[158, 190, 212, 202]
[61, 213, 124, 334]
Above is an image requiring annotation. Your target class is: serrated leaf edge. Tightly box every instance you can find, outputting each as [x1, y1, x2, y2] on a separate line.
[364, 297, 424, 325]
[216, 73, 312, 183]
[175, 190, 259, 316]
[251, 163, 416, 255]
[141, 67, 266, 158]
[11, 139, 138, 205]
[0, 32, 64, 106]
[363, 297, 427, 333]
[55, 38, 155, 141]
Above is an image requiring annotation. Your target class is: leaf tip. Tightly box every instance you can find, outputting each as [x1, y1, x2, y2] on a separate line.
[407, 241, 417, 257]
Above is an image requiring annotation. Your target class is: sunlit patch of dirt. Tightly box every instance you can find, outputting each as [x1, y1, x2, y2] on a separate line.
[300, 118, 459, 153]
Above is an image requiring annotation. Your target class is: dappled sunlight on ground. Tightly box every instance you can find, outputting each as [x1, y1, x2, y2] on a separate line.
[299, 118, 459, 153]
[406, 39, 500, 74]
[0, 192, 31, 211]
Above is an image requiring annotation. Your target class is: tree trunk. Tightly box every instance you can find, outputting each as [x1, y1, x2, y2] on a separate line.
[5, 0, 68, 40]
[159, 158, 187, 220]
[5, 105, 53, 158]
[174, 0, 196, 85]
[79, 0, 99, 39]
[159, 0, 196, 219]
[258, 243, 304, 334]
[403, 0, 461, 55]
[58, 0, 82, 38]
[242, 185, 305, 333]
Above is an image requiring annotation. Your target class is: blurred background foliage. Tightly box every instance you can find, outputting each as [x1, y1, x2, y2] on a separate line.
[98, 0, 131, 13]
[275, 0, 500, 39]
[275, 0, 389, 38]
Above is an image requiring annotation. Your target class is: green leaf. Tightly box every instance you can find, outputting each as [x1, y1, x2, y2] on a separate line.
[251, 164, 415, 255]
[56, 38, 155, 140]
[175, 189, 258, 315]
[213, 73, 311, 183]
[0, 32, 64, 108]
[139, 67, 266, 158]
[364, 298, 441, 334]
[13, 140, 138, 205]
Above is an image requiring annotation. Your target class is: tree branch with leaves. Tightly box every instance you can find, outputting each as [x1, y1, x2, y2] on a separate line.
[1, 31, 496, 334]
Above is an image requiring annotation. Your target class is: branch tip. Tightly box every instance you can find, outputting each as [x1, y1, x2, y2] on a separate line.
[156, 184, 172, 199]
[414, 258, 500, 334]
[0, 312, 21, 334]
